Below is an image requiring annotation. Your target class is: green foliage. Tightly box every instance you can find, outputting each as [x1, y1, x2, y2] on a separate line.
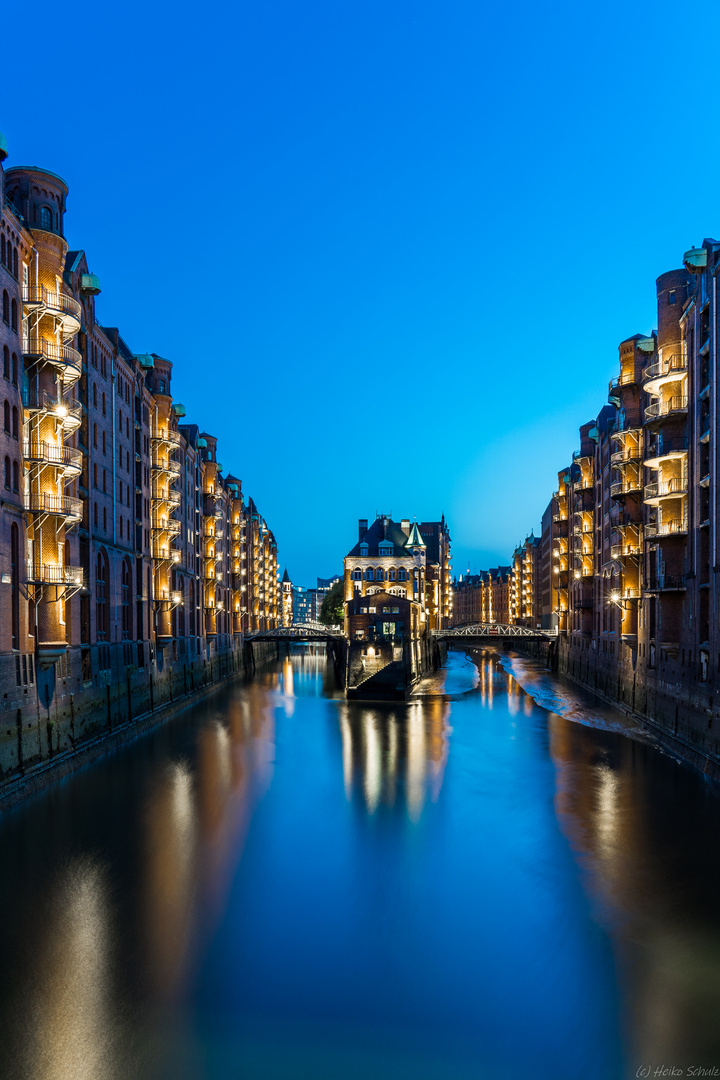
[319, 580, 344, 626]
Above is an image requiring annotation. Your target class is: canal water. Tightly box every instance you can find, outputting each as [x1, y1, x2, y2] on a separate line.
[0, 648, 719, 1080]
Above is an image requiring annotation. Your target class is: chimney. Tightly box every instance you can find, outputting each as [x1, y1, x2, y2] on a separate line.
[358, 518, 368, 540]
[401, 519, 410, 535]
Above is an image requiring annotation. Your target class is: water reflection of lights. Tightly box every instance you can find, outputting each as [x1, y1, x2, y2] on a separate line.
[337, 699, 449, 818]
[29, 860, 111, 1080]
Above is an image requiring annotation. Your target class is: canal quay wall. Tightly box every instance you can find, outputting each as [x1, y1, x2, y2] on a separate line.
[0, 638, 278, 810]
[498, 638, 720, 782]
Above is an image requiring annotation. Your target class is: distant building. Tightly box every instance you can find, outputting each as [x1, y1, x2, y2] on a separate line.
[281, 568, 293, 626]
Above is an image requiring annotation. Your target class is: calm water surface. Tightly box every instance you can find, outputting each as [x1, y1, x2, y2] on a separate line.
[1, 647, 720, 1080]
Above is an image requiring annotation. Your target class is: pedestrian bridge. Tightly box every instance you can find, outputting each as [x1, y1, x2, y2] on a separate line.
[245, 622, 345, 642]
[433, 623, 558, 641]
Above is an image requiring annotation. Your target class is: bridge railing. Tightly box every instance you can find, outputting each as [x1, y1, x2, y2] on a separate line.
[433, 624, 558, 639]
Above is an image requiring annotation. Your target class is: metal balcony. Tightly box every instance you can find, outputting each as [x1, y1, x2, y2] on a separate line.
[644, 437, 688, 469]
[642, 354, 687, 395]
[21, 286, 81, 332]
[24, 491, 83, 522]
[610, 477, 641, 499]
[644, 518, 688, 539]
[23, 339, 82, 383]
[23, 440, 83, 476]
[645, 575, 686, 592]
[26, 562, 84, 587]
[152, 428, 183, 448]
[644, 396, 688, 425]
[610, 542, 641, 559]
[643, 477, 687, 504]
[151, 516, 182, 535]
[610, 445, 642, 466]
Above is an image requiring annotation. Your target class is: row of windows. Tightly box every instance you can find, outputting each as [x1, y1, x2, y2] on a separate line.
[3, 401, 18, 438]
[0, 236, 18, 278]
[4, 455, 19, 491]
[2, 291, 18, 332]
[351, 567, 409, 581]
[3, 346, 18, 385]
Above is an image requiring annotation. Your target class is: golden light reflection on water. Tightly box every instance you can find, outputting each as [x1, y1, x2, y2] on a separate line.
[28, 860, 114, 1080]
[337, 697, 449, 819]
[544, 705, 720, 1069]
[142, 689, 275, 1002]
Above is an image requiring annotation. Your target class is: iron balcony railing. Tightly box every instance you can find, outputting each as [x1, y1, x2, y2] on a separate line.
[643, 477, 687, 501]
[151, 516, 182, 535]
[152, 428, 183, 447]
[610, 543, 642, 559]
[24, 491, 83, 521]
[21, 285, 81, 323]
[642, 354, 686, 386]
[645, 574, 686, 591]
[609, 371, 637, 390]
[22, 388, 83, 428]
[610, 477, 641, 498]
[23, 339, 82, 381]
[23, 440, 83, 474]
[644, 396, 688, 423]
[644, 518, 688, 538]
[26, 562, 84, 586]
[610, 445, 642, 465]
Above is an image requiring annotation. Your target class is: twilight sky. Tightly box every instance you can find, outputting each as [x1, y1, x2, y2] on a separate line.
[6, 0, 720, 584]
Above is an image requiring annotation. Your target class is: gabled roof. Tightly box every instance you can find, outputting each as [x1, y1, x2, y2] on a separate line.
[346, 516, 412, 558]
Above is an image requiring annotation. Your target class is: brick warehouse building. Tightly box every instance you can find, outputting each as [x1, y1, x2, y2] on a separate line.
[515, 239, 720, 774]
[0, 137, 279, 777]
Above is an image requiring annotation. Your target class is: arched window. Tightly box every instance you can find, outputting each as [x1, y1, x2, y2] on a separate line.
[2, 291, 8, 324]
[3, 401, 9, 433]
[12, 406, 17, 439]
[4, 456, 10, 489]
[102, 391, 106, 416]
[10, 299, 17, 332]
[1, 237, 4, 265]
[93, 422, 97, 447]
[12, 249, 17, 278]
[398, 568, 407, 581]
[39, 206, 53, 230]
[121, 558, 132, 640]
[94, 503, 98, 527]
[102, 430, 106, 454]
[103, 506, 107, 530]
[365, 568, 374, 581]
[96, 549, 108, 641]
[12, 461, 18, 491]
[11, 354, 17, 386]
[388, 568, 397, 581]
[352, 568, 362, 581]
[93, 383, 97, 408]
[376, 568, 384, 581]
[11, 522, 19, 650]
[2, 347, 8, 380]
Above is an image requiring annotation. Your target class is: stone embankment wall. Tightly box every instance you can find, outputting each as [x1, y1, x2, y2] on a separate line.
[0, 638, 278, 807]
[501, 638, 720, 782]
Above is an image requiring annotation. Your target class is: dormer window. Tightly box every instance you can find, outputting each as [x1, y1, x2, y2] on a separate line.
[378, 542, 393, 557]
[359, 543, 369, 555]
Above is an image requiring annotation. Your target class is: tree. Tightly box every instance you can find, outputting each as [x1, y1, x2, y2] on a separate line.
[319, 580, 344, 626]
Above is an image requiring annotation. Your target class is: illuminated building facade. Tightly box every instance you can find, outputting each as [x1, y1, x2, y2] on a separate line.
[532, 240, 720, 770]
[0, 138, 279, 761]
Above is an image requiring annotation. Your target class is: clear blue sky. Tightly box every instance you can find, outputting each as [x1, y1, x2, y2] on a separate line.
[6, 0, 720, 584]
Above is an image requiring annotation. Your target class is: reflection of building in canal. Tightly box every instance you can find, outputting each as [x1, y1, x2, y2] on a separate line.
[142, 693, 275, 1000]
[546, 711, 720, 1068]
[26, 859, 113, 1080]
[337, 698, 450, 818]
